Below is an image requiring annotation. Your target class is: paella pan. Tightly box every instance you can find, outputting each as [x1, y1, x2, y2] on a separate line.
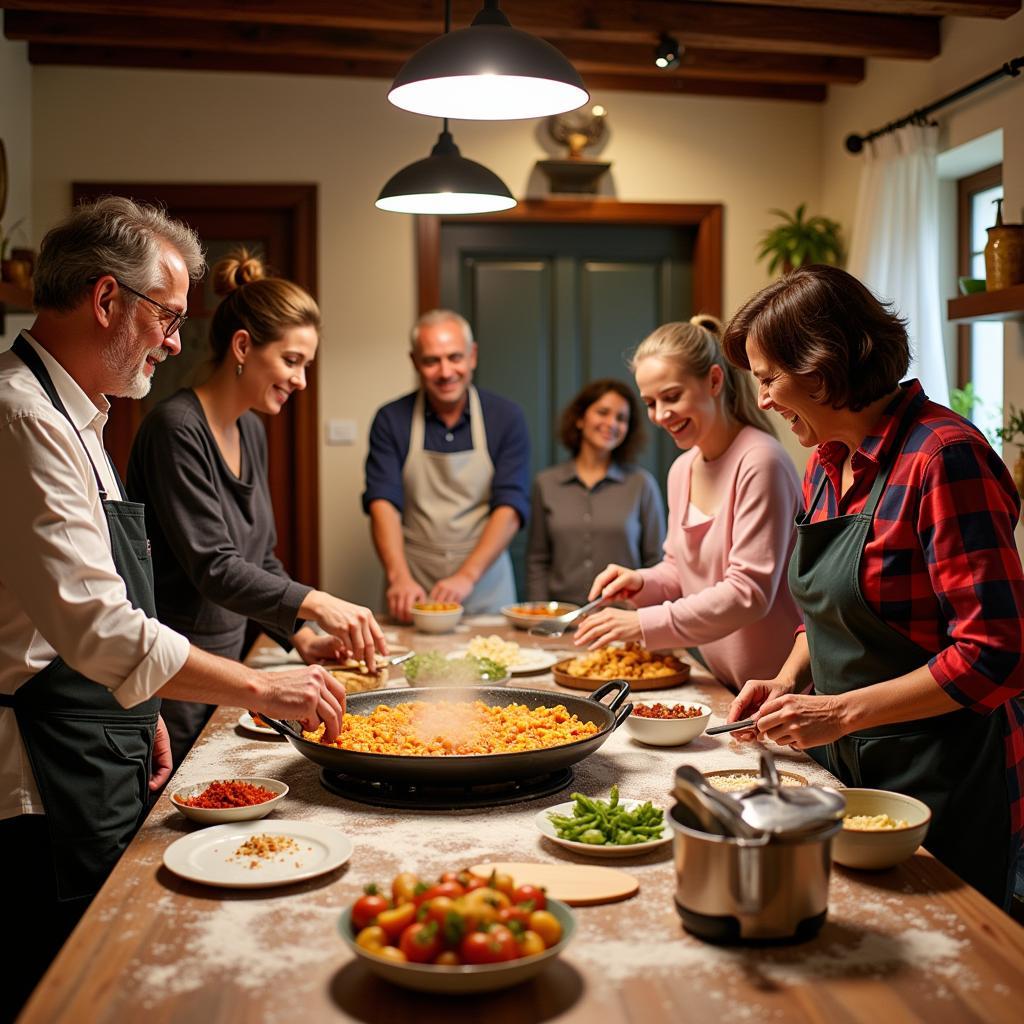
[259, 680, 632, 785]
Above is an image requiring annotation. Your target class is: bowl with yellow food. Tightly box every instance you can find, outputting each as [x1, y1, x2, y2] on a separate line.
[831, 788, 931, 870]
[411, 602, 463, 633]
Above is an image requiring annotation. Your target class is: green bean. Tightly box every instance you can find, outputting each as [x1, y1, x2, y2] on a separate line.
[549, 788, 665, 845]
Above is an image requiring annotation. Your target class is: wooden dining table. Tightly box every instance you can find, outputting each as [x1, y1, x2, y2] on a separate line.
[18, 616, 1024, 1023]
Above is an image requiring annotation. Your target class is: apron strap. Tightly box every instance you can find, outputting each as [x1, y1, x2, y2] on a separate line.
[12, 335, 111, 502]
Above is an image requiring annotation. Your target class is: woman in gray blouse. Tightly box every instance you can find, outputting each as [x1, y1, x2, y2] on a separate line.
[526, 379, 665, 606]
[128, 249, 387, 767]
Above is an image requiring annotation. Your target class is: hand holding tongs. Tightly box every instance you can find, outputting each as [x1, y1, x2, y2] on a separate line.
[528, 595, 606, 638]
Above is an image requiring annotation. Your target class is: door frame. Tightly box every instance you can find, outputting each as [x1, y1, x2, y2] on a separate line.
[416, 199, 723, 317]
[72, 182, 320, 586]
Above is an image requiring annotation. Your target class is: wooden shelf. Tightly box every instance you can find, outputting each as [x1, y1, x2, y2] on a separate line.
[947, 283, 1024, 324]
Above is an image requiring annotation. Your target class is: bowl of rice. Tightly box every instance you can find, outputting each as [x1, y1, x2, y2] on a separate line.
[402, 651, 510, 687]
[831, 788, 931, 870]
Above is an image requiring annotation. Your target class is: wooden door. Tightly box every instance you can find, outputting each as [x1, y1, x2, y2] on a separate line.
[72, 183, 319, 585]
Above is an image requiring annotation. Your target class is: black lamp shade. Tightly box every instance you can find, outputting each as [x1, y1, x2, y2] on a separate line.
[375, 130, 517, 215]
[388, 18, 588, 121]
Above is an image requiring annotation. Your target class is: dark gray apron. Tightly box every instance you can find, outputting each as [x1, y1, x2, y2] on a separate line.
[789, 400, 1012, 906]
[0, 337, 160, 901]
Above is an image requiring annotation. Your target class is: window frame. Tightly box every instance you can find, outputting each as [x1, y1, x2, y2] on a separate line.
[956, 163, 1002, 388]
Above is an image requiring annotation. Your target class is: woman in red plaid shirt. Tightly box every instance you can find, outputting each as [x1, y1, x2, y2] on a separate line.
[722, 265, 1024, 908]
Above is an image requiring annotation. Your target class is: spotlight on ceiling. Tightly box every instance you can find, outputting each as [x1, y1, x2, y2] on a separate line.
[654, 33, 681, 70]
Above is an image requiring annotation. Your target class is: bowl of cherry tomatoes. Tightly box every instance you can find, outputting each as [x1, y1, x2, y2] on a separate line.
[338, 866, 575, 993]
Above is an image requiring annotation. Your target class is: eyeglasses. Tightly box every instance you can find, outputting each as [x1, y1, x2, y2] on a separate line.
[98, 276, 188, 339]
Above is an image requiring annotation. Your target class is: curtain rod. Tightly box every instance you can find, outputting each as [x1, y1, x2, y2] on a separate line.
[845, 55, 1023, 154]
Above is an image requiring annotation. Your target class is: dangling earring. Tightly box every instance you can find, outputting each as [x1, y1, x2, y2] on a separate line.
[236, 363, 244, 377]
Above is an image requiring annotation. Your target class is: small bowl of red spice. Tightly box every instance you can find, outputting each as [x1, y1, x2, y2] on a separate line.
[624, 701, 711, 747]
[170, 777, 288, 825]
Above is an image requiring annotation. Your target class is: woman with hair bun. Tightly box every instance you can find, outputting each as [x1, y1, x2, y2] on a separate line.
[574, 315, 803, 692]
[128, 249, 387, 766]
[526, 378, 664, 607]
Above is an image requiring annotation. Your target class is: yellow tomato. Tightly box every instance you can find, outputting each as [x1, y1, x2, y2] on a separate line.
[435, 950, 460, 965]
[391, 871, 420, 905]
[528, 910, 562, 946]
[489, 871, 515, 897]
[355, 925, 387, 953]
[518, 929, 546, 957]
[376, 945, 408, 963]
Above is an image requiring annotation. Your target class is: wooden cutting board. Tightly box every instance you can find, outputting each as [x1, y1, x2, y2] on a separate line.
[551, 657, 691, 691]
[470, 861, 639, 906]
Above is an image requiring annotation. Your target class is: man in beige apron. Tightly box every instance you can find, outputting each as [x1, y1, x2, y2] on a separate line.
[364, 311, 529, 620]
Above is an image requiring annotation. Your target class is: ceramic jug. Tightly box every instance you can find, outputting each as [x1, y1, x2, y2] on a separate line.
[984, 198, 1024, 290]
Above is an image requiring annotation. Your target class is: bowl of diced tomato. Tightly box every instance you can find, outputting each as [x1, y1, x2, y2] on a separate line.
[338, 867, 575, 993]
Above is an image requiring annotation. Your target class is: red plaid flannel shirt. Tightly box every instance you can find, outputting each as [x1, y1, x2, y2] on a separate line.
[802, 380, 1024, 849]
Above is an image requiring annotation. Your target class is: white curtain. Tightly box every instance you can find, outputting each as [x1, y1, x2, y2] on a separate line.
[847, 123, 949, 406]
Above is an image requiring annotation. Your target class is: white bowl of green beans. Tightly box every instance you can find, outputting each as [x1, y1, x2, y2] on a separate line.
[535, 786, 671, 858]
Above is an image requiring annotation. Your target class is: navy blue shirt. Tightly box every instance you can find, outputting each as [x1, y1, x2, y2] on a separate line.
[362, 388, 531, 525]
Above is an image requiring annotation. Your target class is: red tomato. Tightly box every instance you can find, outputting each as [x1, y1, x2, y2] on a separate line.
[415, 880, 465, 905]
[464, 874, 489, 892]
[352, 887, 390, 931]
[398, 921, 443, 963]
[460, 925, 520, 965]
[440, 870, 474, 887]
[376, 902, 417, 942]
[497, 906, 531, 929]
[512, 884, 547, 911]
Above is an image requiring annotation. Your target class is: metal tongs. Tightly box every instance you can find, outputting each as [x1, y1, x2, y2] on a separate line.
[329, 650, 415, 676]
[528, 595, 606, 638]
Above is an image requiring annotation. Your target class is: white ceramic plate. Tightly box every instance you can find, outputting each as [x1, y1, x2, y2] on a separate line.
[447, 646, 561, 675]
[535, 799, 672, 858]
[237, 711, 283, 738]
[338, 898, 575, 994]
[170, 777, 288, 824]
[163, 820, 353, 889]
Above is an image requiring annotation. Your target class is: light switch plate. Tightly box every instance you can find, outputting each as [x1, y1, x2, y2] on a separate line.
[325, 419, 357, 445]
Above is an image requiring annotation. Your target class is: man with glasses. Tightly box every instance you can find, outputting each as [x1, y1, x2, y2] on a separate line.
[0, 196, 348, 1019]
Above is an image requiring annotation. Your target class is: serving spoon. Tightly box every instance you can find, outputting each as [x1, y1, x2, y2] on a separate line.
[528, 596, 606, 638]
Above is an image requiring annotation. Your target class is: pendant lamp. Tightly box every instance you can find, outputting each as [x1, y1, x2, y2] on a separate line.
[389, 0, 588, 121]
[375, 122, 516, 215]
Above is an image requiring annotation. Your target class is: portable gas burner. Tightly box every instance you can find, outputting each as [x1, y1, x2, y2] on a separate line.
[319, 767, 573, 809]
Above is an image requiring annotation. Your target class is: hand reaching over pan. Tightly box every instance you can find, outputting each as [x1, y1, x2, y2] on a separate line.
[292, 626, 347, 665]
[254, 663, 348, 743]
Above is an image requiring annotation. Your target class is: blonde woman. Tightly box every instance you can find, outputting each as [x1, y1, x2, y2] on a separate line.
[128, 250, 387, 765]
[575, 315, 803, 691]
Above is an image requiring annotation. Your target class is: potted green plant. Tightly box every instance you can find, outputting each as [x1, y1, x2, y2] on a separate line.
[757, 204, 843, 276]
[994, 405, 1024, 499]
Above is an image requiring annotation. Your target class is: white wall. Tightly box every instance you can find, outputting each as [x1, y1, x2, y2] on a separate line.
[820, 9, 1024, 555]
[30, 66, 822, 605]
[0, 14, 32, 349]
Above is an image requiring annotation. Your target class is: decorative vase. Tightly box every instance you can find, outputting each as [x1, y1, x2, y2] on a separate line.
[1, 258, 31, 289]
[983, 198, 1024, 290]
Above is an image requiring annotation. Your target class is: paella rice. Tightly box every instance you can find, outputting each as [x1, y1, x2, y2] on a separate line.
[303, 699, 599, 755]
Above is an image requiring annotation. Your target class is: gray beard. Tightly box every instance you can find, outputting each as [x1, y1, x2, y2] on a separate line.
[101, 319, 155, 399]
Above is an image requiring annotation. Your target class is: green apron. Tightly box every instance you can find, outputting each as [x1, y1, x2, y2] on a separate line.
[789, 399, 1012, 906]
[0, 336, 160, 901]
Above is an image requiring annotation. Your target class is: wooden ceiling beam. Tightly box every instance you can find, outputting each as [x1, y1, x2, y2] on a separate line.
[25, 43, 829, 101]
[5, 12, 865, 85]
[3, 1, 942, 59]
[711, 0, 1019, 17]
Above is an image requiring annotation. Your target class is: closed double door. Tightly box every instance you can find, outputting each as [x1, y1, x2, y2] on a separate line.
[440, 221, 696, 592]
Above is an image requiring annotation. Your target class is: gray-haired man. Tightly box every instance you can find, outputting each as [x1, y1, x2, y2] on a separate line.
[0, 197, 346, 1018]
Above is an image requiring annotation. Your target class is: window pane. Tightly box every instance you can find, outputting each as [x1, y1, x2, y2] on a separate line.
[972, 253, 986, 278]
[970, 321, 1003, 442]
[971, 185, 1004, 255]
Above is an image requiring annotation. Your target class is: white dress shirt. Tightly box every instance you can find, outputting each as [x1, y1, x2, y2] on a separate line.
[0, 332, 190, 819]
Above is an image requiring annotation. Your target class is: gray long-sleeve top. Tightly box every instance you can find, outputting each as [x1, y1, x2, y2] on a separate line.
[127, 389, 310, 658]
[525, 460, 666, 606]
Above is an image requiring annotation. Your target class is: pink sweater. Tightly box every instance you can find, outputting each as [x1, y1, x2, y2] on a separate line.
[636, 426, 803, 690]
